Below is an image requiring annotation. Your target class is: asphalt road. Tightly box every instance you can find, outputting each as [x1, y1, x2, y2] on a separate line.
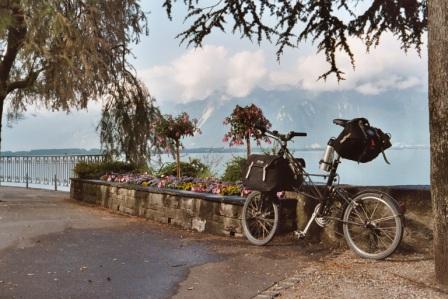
[0, 187, 318, 299]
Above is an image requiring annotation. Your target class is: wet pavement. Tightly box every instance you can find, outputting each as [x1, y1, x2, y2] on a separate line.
[0, 224, 217, 299]
[0, 187, 317, 299]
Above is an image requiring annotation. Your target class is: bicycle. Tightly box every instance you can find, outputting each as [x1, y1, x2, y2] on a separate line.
[241, 119, 404, 260]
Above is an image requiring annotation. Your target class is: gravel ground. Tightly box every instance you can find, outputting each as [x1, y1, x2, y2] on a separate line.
[257, 250, 448, 299]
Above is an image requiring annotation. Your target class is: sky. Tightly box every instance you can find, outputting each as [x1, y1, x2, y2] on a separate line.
[2, 2, 428, 151]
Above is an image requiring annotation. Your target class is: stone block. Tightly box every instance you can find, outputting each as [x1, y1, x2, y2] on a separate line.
[162, 194, 180, 209]
[179, 197, 196, 212]
[117, 188, 128, 196]
[203, 219, 227, 236]
[144, 208, 169, 224]
[197, 200, 218, 219]
[119, 206, 135, 216]
[168, 210, 193, 229]
[202, 218, 242, 237]
[218, 203, 242, 219]
[147, 193, 165, 209]
[192, 217, 206, 232]
[98, 186, 110, 207]
[109, 186, 118, 196]
[84, 194, 97, 204]
[164, 207, 193, 224]
[133, 195, 148, 217]
[221, 216, 243, 234]
[124, 195, 136, 208]
[102, 191, 116, 209]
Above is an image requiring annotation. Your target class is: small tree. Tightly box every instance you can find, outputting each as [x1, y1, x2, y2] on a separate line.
[156, 112, 201, 177]
[223, 104, 271, 158]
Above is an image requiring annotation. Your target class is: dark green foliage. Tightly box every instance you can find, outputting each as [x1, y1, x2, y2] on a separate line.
[221, 156, 247, 182]
[74, 160, 138, 179]
[98, 74, 162, 168]
[157, 158, 210, 178]
[163, 0, 427, 80]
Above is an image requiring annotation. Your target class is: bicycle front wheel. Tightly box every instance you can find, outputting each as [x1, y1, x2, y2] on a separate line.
[242, 191, 279, 246]
[342, 192, 403, 260]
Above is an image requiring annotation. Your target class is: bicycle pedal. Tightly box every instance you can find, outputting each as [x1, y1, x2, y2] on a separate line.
[294, 230, 305, 240]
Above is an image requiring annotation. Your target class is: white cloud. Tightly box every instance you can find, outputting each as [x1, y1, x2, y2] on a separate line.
[139, 35, 427, 102]
[226, 50, 267, 97]
[281, 34, 427, 94]
[140, 45, 267, 102]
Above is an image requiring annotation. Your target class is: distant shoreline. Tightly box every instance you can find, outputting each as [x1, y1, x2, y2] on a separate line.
[0, 145, 430, 156]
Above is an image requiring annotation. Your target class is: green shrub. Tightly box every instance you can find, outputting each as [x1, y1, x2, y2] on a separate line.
[157, 158, 210, 178]
[74, 160, 138, 179]
[221, 156, 247, 182]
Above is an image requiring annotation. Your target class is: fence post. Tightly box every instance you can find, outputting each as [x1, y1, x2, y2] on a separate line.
[54, 174, 57, 191]
[26, 157, 29, 188]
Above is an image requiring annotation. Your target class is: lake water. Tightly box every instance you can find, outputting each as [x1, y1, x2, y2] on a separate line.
[154, 148, 430, 186]
[0, 148, 430, 191]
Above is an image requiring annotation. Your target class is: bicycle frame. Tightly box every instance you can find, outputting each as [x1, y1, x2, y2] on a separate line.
[245, 126, 404, 259]
[264, 130, 350, 238]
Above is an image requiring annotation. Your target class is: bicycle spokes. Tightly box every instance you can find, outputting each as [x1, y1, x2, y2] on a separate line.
[343, 195, 402, 259]
[242, 192, 279, 245]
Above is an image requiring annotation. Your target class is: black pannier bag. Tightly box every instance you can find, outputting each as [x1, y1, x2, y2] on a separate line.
[243, 154, 303, 192]
[333, 118, 392, 163]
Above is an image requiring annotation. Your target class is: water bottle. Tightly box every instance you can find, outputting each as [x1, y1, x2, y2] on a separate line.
[319, 139, 335, 172]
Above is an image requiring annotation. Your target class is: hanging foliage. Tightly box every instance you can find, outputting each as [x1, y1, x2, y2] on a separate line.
[98, 72, 162, 168]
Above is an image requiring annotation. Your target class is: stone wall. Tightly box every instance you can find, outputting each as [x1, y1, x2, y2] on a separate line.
[287, 185, 432, 251]
[71, 179, 432, 251]
[71, 179, 248, 237]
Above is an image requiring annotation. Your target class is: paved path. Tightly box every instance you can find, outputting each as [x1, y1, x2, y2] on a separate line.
[0, 187, 314, 299]
[3, 187, 444, 299]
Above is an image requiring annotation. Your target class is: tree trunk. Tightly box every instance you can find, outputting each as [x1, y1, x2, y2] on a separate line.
[245, 135, 251, 158]
[428, 0, 448, 286]
[0, 5, 27, 155]
[175, 140, 181, 178]
[0, 93, 4, 153]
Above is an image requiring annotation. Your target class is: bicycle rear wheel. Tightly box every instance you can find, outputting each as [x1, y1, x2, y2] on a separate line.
[242, 191, 279, 246]
[342, 192, 403, 260]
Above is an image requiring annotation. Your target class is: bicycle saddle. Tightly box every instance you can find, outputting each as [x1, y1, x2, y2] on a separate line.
[333, 119, 349, 127]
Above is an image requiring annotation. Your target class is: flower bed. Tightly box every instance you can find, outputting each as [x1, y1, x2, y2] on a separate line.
[100, 173, 252, 197]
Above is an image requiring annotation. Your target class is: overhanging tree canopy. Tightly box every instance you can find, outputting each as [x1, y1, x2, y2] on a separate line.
[163, 0, 426, 80]
[0, 0, 148, 148]
[162, 0, 448, 287]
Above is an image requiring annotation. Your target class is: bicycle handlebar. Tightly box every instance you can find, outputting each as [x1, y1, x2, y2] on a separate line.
[259, 127, 307, 142]
[290, 132, 307, 137]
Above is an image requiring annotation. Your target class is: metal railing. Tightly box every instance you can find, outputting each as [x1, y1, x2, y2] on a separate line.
[0, 155, 104, 190]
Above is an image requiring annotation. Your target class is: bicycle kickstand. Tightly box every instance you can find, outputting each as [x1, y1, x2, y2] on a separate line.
[294, 204, 320, 240]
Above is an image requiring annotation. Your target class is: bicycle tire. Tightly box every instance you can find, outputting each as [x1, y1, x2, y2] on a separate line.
[342, 191, 403, 260]
[242, 191, 279, 246]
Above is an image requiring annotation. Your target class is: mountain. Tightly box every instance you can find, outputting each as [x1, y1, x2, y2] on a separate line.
[160, 87, 429, 149]
[2, 87, 428, 152]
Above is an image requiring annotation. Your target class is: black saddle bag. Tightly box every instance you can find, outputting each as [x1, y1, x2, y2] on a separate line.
[243, 154, 303, 192]
[333, 118, 392, 163]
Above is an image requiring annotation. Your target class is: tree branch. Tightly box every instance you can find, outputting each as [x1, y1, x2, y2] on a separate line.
[6, 68, 41, 93]
[0, 5, 26, 84]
